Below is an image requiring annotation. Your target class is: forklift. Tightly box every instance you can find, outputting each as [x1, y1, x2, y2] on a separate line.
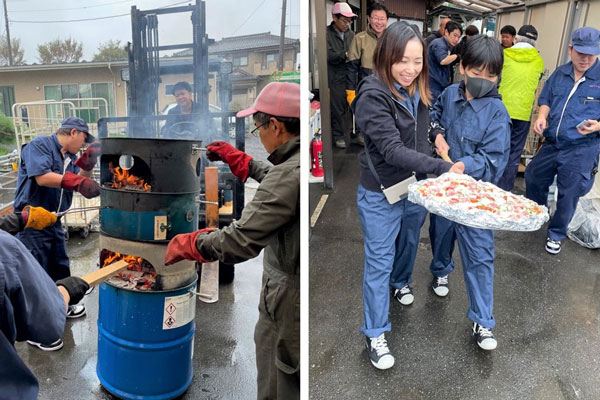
[98, 0, 244, 283]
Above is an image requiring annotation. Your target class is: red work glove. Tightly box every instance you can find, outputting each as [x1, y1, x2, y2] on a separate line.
[61, 171, 100, 199]
[164, 228, 215, 266]
[206, 141, 252, 182]
[74, 142, 101, 171]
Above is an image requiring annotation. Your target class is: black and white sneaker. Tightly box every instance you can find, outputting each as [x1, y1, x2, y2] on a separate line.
[545, 238, 561, 254]
[67, 304, 86, 319]
[472, 322, 497, 350]
[27, 338, 64, 351]
[365, 334, 395, 370]
[432, 275, 449, 297]
[393, 285, 414, 305]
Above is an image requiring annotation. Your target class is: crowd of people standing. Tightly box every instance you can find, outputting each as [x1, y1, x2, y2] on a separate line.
[327, 3, 600, 370]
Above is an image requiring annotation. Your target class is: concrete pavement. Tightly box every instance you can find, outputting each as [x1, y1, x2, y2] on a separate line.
[309, 145, 600, 399]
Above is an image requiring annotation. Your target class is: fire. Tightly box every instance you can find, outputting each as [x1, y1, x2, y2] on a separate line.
[109, 165, 151, 192]
[102, 250, 157, 290]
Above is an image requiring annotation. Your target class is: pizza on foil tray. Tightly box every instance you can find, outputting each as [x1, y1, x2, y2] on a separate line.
[408, 173, 548, 231]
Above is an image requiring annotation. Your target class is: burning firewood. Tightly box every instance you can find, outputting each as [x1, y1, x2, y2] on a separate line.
[107, 164, 151, 192]
[101, 250, 157, 290]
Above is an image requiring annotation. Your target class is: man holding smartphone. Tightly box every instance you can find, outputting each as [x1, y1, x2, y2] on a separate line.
[525, 27, 600, 254]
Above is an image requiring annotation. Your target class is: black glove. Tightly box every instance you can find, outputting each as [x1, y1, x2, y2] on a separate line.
[56, 277, 89, 305]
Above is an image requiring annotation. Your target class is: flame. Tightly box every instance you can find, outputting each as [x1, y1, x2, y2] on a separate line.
[102, 250, 157, 290]
[109, 166, 151, 192]
[102, 251, 145, 271]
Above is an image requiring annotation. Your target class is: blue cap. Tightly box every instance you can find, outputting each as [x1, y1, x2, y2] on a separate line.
[571, 27, 600, 55]
[60, 117, 95, 143]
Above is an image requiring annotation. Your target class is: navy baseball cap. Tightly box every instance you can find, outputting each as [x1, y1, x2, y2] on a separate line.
[571, 26, 600, 55]
[60, 117, 95, 143]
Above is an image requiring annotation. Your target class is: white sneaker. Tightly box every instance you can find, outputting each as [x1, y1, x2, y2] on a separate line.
[67, 304, 86, 319]
[393, 285, 414, 305]
[27, 338, 64, 351]
[472, 322, 497, 351]
[545, 238, 561, 255]
[365, 334, 395, 370]
[432, 275, 449, 297]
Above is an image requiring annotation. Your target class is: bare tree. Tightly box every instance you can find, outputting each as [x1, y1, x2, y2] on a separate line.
[37, 37, 83, 64]
[93, 39, 127, 62]
[0, 34, 25, 65]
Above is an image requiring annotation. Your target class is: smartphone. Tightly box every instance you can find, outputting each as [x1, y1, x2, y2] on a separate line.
[576, 120, 591, 129]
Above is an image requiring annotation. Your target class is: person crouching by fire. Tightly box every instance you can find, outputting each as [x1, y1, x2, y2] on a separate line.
[164, 82, 300, 400]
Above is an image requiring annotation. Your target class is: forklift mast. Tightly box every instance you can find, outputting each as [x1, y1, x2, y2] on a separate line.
[127, 1, 210, 120]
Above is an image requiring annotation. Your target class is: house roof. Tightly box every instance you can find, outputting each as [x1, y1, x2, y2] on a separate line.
[174, 32, 300, 57]
[0, 60, 128, 73]
[230, 68, 257, 82]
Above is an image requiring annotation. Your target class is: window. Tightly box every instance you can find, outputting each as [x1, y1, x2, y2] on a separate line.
[44, 82, 114, 123]
[232, 88, 247, 96]
[0, 86, 15, 116]
[263, 52, 278, 69]
[233, 55, 248, 67]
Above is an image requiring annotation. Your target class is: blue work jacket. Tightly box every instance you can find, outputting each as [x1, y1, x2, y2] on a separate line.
[13, 134, 80, 213]
[430, 82, 511, 184]
[428, 37, 452, 98]
[538, 59, 600, 149]
[0, 230, 66, 400]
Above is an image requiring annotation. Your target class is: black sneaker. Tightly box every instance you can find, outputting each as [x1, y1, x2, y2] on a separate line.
[27, 338, 64, 351]
[432, 275, 449, 297]
[67, 304, 86, 319]
[365, 334, 395, 370]
[472, 322, 497, 350]
[393, 285, 414, 305]
[545, 238, 561, 254]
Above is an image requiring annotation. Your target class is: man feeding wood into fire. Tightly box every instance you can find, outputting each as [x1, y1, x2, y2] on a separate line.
[13, 116, 100, 351]
[0, 210, 90, 400]
[164, 82, 300, 400]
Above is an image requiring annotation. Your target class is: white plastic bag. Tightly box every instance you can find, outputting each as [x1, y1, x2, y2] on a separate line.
[567, 198, 600, 249]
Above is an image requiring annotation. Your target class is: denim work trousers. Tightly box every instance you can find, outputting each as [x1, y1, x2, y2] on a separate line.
[525, 141, 599, 241]
[497, 119, 531, 191]
[16, 222, 70, 281]
[357, 185, 427, 338]
[429, 214, 496, 329]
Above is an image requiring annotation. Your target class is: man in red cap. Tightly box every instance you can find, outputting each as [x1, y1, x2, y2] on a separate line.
[327, 2, 356, 148]
[164, 81, 300, 399]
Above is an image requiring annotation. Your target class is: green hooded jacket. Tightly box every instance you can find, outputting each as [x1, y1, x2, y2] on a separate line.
[498, 46, 545, 121]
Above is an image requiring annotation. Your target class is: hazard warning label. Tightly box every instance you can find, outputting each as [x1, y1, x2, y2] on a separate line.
[163, 292, 196, 330]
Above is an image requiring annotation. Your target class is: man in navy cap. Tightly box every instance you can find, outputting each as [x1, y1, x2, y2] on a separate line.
[525, 27, 600, 255]
[13, 116, 100, 351]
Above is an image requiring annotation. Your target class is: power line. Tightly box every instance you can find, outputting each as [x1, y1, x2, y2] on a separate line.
[9, 0, 191, 23]
[9, 0, 135, 13]
[229, 0, 268, 36]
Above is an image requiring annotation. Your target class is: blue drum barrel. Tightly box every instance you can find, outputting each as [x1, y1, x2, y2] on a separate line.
[97, 279, 197, 400]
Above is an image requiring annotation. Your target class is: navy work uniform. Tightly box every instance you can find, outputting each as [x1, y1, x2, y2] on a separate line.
[525, 59, 600, 241]
[14, 134, 80, 281]
[429, 82, 510, 329]
[0, 230, 66, 400]
[428, 36, 453, 101]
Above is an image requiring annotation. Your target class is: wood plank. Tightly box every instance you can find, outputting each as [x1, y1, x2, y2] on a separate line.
[82, 260, 129, 286]
[199, 166, 219, 303]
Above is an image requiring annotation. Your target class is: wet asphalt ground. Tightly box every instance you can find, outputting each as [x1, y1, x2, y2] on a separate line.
[15, 133, 269, 400]
[309, 145, 600, 400]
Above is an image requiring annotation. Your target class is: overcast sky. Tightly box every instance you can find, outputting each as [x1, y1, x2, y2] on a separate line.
[4, 0, 300, 64]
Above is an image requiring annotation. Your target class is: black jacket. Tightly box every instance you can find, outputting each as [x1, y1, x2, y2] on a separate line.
[352, 74, 451, 192]
[327, 22, 354, 85]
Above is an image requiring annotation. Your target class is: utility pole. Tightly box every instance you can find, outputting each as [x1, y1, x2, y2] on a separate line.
[278, 0, 286, 70]
[2, 0, 12, 66]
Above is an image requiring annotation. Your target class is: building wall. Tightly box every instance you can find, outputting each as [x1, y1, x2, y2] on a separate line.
[0, 66, 127, 117]
[497, 0, 600, 74]
[215, 47, 297, 77]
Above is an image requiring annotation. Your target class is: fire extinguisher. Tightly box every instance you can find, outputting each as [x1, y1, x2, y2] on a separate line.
[311, 131, 324, 177]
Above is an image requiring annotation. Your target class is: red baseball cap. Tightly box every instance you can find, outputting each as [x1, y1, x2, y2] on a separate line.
[236, 82, 300, 119]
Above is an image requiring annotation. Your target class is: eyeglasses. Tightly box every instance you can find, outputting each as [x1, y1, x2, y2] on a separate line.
[251, 122, 267, 135]
[369, 16, 387, 22]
